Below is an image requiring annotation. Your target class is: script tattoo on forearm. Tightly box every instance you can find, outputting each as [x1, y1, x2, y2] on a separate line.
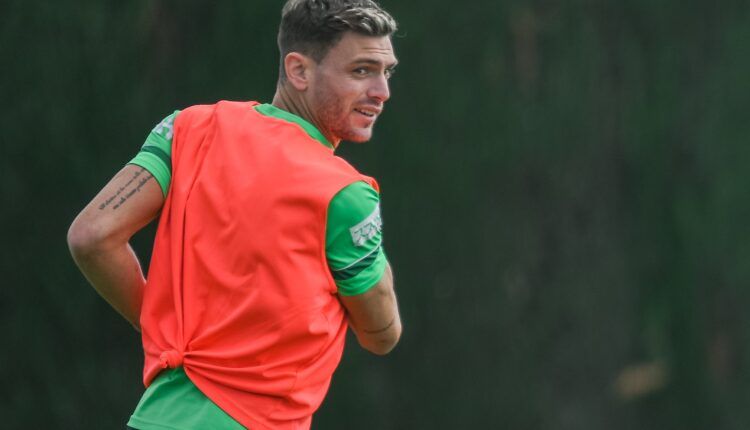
[363, 317, 395, 334]
[98, 167, 154, 211]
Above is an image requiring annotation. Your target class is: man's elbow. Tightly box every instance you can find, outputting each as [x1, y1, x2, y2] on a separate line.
[360, 321, 402, 356]
[67, 217, 116, 259]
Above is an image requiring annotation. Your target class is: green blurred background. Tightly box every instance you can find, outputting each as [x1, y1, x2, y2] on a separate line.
[2, 0, 750, 428]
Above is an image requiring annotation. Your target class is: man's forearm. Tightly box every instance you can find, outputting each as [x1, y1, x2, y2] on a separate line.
[69, 240, 145, 330]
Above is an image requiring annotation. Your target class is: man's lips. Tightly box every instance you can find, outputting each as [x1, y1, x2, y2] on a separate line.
[354, 107, 381, 118]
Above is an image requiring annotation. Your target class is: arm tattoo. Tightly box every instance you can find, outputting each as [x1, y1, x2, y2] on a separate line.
[363, 317, 395, 334]
[98, 167, 155, 211]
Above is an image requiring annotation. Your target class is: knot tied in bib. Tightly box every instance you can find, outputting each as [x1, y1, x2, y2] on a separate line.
[159, 350, 183, 369]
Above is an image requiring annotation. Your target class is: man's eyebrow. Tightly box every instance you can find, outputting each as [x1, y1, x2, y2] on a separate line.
[350, 58, 399, 68]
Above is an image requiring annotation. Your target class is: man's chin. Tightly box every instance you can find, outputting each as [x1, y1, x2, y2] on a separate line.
[338, 127, 373, 143]
[347, 136, 372, 144]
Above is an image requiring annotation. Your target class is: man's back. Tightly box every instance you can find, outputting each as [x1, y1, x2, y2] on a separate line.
[140, 101, 374, 428]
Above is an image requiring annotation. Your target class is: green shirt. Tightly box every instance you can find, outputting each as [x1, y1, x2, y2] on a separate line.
[126, 104, 387, 429]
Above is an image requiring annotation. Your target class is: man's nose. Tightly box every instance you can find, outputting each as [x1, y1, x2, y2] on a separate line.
[368, 74, 391, 103]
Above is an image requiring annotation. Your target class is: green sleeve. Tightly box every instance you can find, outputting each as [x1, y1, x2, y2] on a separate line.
[127, 110, 180, 196]
[326, 181, 387, 296]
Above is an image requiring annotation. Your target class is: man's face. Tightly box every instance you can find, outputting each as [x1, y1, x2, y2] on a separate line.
[307, 32, 397, 144]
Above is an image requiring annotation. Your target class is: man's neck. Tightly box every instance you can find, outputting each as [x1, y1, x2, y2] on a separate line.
[271, 85, 340, 148]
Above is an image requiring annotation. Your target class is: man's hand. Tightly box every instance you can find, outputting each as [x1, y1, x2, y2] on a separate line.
[67, 164, 164, 330]
[339, 263, 402, 355]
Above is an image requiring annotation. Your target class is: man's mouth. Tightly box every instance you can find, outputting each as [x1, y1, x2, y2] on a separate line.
[354, 108, 379, 118]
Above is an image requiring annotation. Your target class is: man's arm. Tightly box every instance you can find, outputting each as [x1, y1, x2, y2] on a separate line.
[67, 164, 164, 330]
[339, 262, 401, 355]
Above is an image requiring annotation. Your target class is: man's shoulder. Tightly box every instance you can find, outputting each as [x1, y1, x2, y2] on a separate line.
[330, 181, 380, 217]
[177, 100, 261, 122]
[215, 100, 261, 111]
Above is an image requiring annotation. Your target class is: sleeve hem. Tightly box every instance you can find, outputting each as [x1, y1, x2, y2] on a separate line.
[337, 254, 387, 297]
[128, 154, 170, 197]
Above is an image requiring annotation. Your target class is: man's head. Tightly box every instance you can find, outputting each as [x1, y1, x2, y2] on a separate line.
[276, 0, 398, 145]
[278, 0, 397, 81]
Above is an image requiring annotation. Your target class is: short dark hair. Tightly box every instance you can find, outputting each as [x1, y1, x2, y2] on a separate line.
[277, 0, 397, 80]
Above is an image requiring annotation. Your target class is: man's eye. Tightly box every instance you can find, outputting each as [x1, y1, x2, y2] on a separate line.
[353, 68, 368, 76]
[385, 68, 396, 79]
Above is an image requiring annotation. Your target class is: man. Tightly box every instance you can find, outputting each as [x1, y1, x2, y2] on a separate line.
[67, 1, 402, 428]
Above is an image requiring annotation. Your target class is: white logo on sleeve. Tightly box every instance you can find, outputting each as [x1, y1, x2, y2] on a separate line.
[349, 205, 382, 247]
[152, 115, 175, 140]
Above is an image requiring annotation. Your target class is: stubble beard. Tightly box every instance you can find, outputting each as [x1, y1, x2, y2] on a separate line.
[313, 89, 373, 144]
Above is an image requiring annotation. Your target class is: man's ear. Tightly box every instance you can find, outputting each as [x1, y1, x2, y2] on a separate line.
[284, 52, 313, 91]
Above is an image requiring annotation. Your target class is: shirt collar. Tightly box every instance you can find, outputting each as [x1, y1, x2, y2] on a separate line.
[254, 103, 334, 149]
